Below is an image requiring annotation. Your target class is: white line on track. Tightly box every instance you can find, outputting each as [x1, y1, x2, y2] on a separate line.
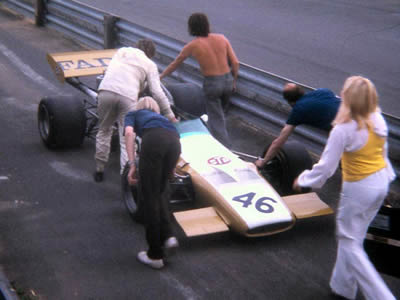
[49, 161, 91, 182]
[161, 272, 200, 300]
[0, 42, 60, 94]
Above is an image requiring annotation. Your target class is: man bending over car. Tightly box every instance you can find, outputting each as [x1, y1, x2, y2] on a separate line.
[255, 83, 340, 168]
[94, 39, 177, 182]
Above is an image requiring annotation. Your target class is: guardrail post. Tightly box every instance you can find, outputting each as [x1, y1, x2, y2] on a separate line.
[103, 15, 119, 49]
[34, 0, 46, 26]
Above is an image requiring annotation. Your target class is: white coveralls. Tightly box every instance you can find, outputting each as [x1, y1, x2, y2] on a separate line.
[297, 111, 396, 300]
[96, 47, 175, 173]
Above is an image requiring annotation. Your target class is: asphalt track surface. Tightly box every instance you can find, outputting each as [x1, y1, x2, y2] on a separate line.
[0, 6, 399, 300]
[78, 0, 400, 117]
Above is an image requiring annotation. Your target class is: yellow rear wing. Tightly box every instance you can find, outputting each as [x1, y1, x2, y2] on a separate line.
[47, 49, 117, 83]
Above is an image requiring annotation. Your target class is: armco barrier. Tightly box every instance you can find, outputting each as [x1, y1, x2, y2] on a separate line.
[1, 0, 399, 170]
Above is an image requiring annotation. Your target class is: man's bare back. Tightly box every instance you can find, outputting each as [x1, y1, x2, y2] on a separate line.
[188, 33, 235, 76]
[160, 33, 238, 84]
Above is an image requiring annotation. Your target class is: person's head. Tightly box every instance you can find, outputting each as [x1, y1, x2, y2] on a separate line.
[136, 96, 160, 114]
[136, 39, 156, 58]
[333, 76, 378, 128]
[188, 13, 210, 37]
[282, 83, 305, 106]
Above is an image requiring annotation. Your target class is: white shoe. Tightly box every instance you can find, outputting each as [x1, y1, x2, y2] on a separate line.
[164, 237, 179, 249]
[137, 251, 164, 269]
[163, 237, 179, 257]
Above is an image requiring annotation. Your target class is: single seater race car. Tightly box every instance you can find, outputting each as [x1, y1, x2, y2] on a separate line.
[122, 112, 333, 238]
[40, 49, 333, 238]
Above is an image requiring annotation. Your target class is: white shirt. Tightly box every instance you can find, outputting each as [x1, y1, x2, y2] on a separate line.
[298, 111, 396, 188]
[98, 47, 174, 118]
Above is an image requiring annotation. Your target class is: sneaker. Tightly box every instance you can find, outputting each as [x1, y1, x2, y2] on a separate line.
[137, 251, 164, 269]
[164, 237, 179, 249]
[163, 237, 179, 257]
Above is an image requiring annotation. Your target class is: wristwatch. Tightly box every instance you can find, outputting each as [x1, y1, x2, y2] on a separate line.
[128, 160, 135, 166]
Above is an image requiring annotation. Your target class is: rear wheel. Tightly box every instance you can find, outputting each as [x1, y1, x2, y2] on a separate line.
[259, 141, 313, 195]
[164, 82, 207, 118]
[38, 96, 86, 148]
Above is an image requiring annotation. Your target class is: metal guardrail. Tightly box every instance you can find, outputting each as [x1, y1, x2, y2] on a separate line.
[1, 0, 34, 18]
[1, 0, 400, 167]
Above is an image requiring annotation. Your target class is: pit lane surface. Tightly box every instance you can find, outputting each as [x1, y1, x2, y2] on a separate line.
[0, 8, 399, 300]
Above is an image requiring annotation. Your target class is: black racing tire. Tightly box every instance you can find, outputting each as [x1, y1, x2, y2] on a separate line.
[38, 96, 86, 149]
[164, 82, 207, 118]
[121, 162, 144, 223]
[259, 141, 313, 195]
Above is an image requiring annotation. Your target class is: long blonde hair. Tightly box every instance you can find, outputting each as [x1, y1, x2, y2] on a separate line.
[136, 96, 160, 114]
[333, 76, 379, 129]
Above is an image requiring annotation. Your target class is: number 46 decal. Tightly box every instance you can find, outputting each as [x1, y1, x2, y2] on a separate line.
[232, 192, 277, 213]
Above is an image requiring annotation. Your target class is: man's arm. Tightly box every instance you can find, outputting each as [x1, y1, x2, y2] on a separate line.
[146, 63, 177, 121]
[160, 43, 192, 79]
[226, 40, 239, 91]
[124, 126, 138, 185]
[255, 124, 295, 168]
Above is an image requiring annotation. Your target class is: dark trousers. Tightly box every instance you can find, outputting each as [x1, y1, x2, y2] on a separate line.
[139, 128, 181, 259]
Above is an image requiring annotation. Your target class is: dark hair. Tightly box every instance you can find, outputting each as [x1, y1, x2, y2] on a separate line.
[282, 84, 305, 104]
[188, 13, 210, 37]
[136, 39, 156, 58]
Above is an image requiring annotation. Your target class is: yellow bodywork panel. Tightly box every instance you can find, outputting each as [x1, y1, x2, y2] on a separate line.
[47, 49, 117, 83]
[282, 192, 333, 219]
[173, 207, 229, 237]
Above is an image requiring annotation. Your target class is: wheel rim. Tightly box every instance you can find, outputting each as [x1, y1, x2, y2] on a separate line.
[38, 104, 50, 139]
[121, 163, 138, 216]
[124, 185, 138, 214]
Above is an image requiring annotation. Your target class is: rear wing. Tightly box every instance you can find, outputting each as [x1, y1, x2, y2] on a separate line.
[47, 49, 117, 83]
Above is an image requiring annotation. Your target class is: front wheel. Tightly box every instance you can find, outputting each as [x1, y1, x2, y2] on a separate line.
[121, 162, 144, 223]
[259, 141, 313, 195]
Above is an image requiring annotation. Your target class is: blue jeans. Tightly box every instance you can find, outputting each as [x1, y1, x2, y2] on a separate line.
[203, 73, 233, 148]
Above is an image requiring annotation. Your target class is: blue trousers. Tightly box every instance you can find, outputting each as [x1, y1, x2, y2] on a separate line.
[203, 73, 233, 148]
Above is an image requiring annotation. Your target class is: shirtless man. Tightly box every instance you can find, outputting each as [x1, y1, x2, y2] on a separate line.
[160, 12, 239, 148]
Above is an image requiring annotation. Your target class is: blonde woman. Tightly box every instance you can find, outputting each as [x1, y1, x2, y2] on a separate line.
[124, 97, 181, 269]
[293, 76, 395, 300]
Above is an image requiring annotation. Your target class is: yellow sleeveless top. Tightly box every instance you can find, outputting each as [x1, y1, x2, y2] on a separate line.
[341, 127, 386, 182]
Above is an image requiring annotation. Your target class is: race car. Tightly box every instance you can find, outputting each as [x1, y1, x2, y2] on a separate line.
[38, 49, 117, 148]
[121, 112, 333, 238]
[40, 49, 333, 238]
